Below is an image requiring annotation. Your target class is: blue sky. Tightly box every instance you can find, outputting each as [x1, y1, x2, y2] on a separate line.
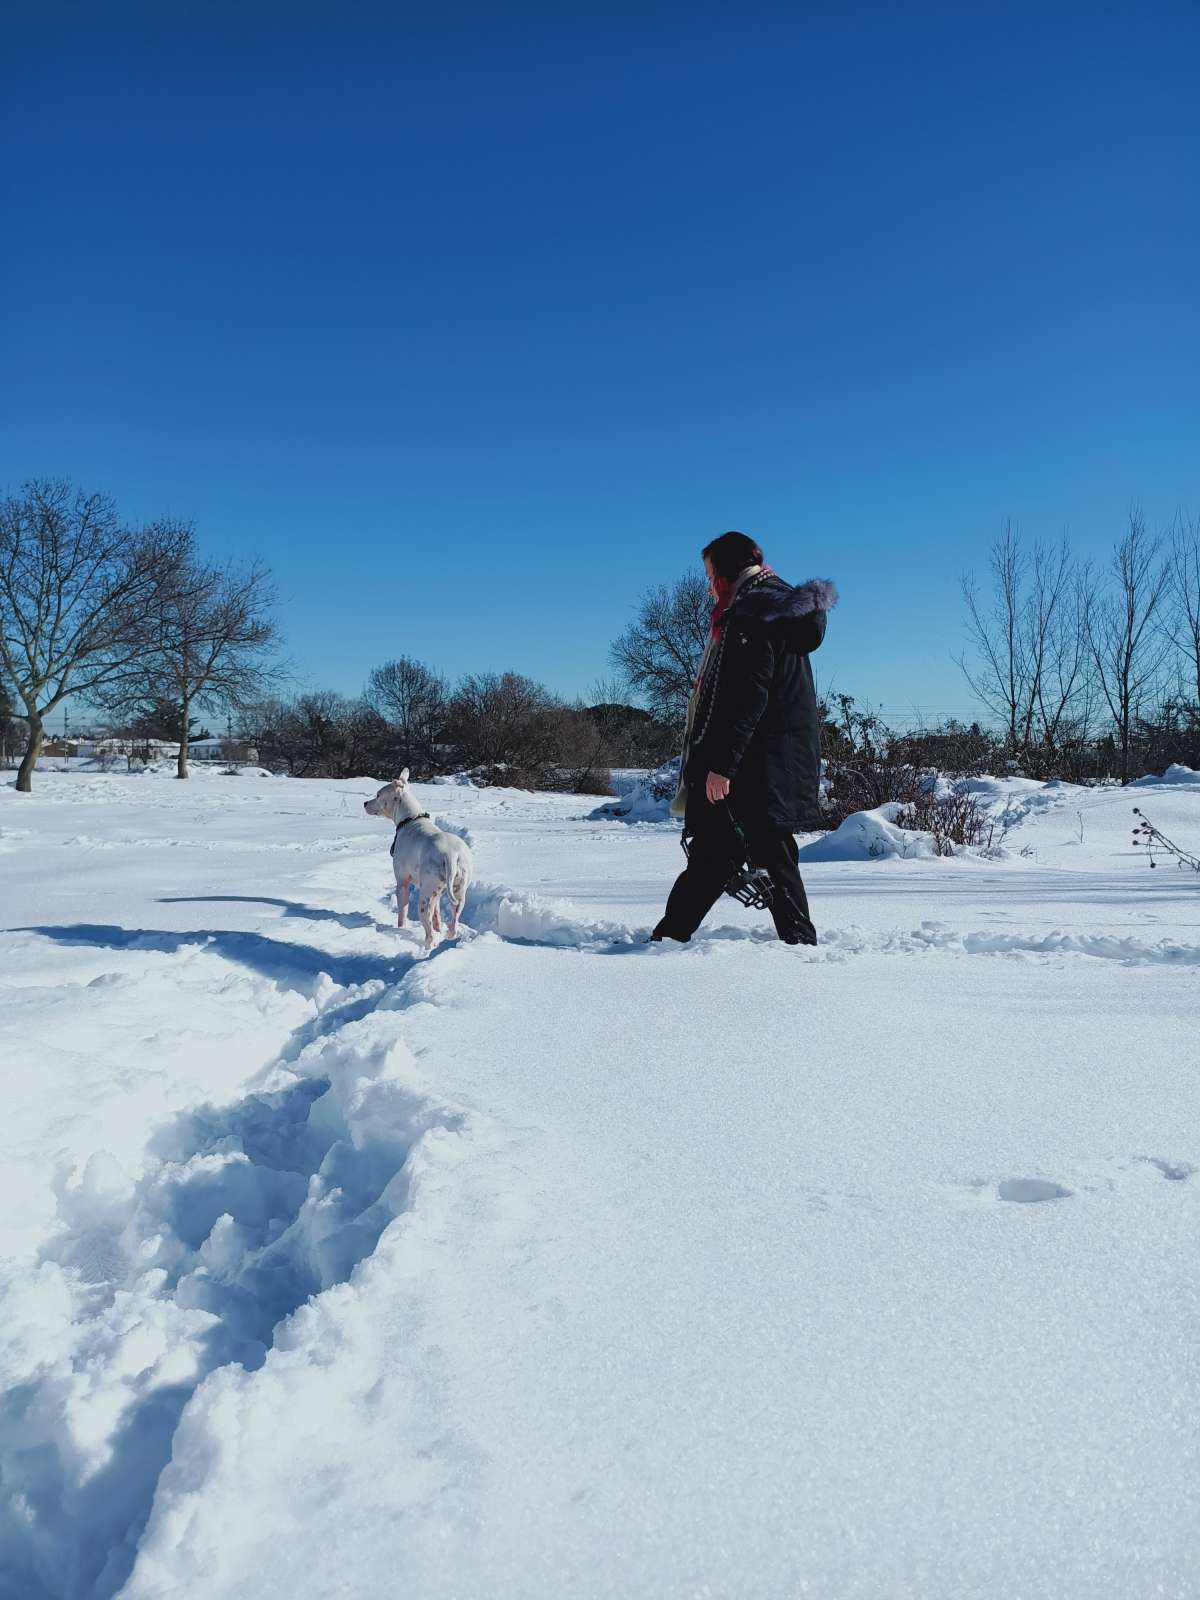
[4, 1, 1197, 727]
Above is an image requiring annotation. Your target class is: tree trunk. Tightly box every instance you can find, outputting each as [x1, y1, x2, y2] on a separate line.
[177, 696, 190, 778]
[16, 716, 43, 793]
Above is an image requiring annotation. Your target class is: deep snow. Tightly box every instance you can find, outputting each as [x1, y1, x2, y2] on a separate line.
[1, 766, 1198, 1599]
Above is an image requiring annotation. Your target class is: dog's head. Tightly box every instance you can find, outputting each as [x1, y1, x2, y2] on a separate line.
[363, 768, 411, 820]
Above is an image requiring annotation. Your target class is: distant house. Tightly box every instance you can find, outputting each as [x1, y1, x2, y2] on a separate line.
[188, 737, 258, 763]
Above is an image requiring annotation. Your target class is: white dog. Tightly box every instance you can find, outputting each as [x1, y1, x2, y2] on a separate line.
[363, 771, 472, 948]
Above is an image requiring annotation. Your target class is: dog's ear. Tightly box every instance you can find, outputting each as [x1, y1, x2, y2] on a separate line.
[398, 767, 410, 785]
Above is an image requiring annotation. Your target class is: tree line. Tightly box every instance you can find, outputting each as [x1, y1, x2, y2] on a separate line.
[956, 511, 1200, 783]
[4, 478, 1198, 797]
[0, 479, 679, 793]
[230, 672, 675, 789]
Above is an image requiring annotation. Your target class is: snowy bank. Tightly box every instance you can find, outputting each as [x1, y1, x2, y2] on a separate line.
[796, 801, 993, 863]
[1134, 762, 1200, 787]
[587, 759, 679, 825]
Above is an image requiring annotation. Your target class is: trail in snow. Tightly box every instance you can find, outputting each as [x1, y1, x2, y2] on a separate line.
[0, 942, 475, 1600]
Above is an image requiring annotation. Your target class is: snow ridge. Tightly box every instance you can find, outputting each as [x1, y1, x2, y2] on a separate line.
[461, 880, 1200, 968]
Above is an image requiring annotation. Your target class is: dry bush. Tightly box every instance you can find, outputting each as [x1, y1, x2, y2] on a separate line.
[899, 787, 989, 855]
[564, 765, 614, 796]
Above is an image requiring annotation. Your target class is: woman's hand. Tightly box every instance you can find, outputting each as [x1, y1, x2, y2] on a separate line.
[705, 771, 731, 804]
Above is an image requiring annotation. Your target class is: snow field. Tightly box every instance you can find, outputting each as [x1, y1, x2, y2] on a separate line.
[1, 768, 1199, 1598]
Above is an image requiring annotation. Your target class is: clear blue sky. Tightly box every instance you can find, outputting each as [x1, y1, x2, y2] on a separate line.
[4, 1, 1197, 727]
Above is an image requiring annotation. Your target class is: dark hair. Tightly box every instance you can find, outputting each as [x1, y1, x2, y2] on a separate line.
[702, 530, 764, 582]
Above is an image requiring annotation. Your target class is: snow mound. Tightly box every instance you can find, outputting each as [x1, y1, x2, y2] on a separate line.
[1134, 763, 1200, 787]
[588, 759, 679, 825]
[465, 881, 637, 948]
[798, 803, 978, 863]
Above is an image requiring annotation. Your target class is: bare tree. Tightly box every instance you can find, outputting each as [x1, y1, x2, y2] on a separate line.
[958, 521, 1026, 752]
[363, 656, 449, 778]
[272, 694, 351, 779]
[959, 523, 1093, 771]
[444, 671, 564, 774]
[1164, 512, 1200, 710]
[98, 530, 281, 777]
[610, 571, 710, 731]
[240, 692, 384, 778]
[235, 697, 295, 772]
[1022, 537, 1081, 752]
[0, 480, 186, 791]
[1084, 511, 1172, 783]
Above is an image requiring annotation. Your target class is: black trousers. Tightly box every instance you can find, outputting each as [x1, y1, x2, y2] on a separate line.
[658, 805, 817, 945]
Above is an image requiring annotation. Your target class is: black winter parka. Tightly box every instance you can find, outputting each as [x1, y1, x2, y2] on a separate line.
[686, 573, 837, 833]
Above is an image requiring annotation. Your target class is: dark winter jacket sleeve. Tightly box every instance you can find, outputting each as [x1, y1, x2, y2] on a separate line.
[698, 618, 775, 779]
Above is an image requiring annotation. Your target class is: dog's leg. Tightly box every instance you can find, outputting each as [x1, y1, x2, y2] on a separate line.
[418, 891, 437, 950]
[397, 876, 412, 928]
[448, 867, 466, 936]
[432, 892, 443, 933]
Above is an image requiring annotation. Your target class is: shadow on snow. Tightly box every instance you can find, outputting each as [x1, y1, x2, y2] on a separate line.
[11, 922, 407, 992]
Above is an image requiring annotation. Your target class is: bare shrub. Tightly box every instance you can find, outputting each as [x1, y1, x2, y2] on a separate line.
[821, 759, 925, 827]
[818, 695, 926, 827]
[239, 692, 387, 778]
[570, 765, 613, 796]
[899, 787, 989, 856]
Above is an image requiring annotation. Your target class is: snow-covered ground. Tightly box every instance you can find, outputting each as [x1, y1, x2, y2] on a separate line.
[1, 766, 1198, 1600]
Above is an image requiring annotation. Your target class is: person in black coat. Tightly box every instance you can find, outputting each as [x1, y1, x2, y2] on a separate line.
[652, 530, 837, 945]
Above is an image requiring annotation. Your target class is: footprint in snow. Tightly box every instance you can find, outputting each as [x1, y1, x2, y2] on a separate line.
[1135, 1155, 1196, 1182]
[945, 1176, 1073, 1209]
[948, 1157, 1195, 1210]
[995, 1178, 1072, 1204]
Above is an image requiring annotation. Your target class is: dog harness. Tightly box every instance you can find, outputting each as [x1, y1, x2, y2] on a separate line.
[390, 811, 431, 857]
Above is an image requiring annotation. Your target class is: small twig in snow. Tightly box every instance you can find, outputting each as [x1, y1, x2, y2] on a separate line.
[1132, 808, 1200, 873]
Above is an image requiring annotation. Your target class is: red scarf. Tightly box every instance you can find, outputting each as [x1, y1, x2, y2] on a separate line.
[709, 565, 773, 640]
[695, 566, 774, 690]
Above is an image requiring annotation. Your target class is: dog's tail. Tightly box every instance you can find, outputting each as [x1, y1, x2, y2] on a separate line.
[450, 851, 470, 909]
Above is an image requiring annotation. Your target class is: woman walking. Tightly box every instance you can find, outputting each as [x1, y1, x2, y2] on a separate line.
[652, 531, 837, 945]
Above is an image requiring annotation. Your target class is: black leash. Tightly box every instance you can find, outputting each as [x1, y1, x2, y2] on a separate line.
[681, 801, 775, 911]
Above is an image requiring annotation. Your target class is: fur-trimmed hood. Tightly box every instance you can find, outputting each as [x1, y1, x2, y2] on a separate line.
[730, 574, 838, 623]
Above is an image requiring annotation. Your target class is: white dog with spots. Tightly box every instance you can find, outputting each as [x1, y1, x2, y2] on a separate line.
[363, 771, 472, 948]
